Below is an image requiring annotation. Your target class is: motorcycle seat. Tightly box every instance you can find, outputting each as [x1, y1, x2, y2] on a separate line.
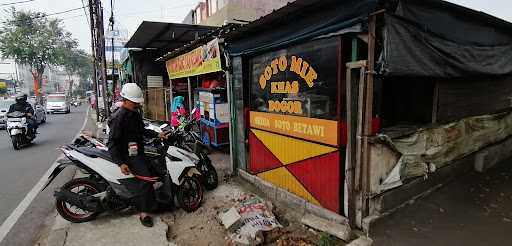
[77, 147, 114, 163]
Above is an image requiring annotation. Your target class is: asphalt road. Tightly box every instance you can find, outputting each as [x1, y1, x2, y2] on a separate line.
[0, 105, 88, 246]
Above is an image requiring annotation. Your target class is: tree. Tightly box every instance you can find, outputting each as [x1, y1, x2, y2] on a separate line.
[0, 8, 77, 102]
[61, 49, 92, 97]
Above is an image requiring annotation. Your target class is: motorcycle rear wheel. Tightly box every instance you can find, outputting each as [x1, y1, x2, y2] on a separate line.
[177, 177, 203, 212]
[56, 178, 103, 223]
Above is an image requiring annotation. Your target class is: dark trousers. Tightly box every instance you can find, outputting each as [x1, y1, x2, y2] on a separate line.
[126, 155, 157, 213]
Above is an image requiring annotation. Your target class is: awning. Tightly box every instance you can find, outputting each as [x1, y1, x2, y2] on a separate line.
[124, 21, 216, 51]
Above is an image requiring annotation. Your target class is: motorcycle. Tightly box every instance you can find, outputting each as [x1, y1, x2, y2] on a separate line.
[6, 111, 36, 150]
[77, 118, 219, 191]
[146, 119, 218, 191]
[43, 133, 204, 223]
[71, 100, 82, 107]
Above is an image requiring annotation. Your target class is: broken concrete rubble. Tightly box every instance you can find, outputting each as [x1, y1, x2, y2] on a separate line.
[300, 213, 352, 241]
[217, 193, 282, 245]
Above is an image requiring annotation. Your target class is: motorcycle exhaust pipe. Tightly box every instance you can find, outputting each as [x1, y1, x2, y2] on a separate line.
[54, 189, 102, 212]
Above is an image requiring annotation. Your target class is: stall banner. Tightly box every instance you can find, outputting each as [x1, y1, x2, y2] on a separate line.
[249, 111, 338, 146]
[166, 39, 222, 79]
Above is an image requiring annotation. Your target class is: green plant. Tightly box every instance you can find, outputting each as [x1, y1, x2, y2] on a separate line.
[318, 232, 336, 246]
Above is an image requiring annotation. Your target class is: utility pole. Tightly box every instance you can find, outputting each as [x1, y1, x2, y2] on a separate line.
[88, 0, 100, 121]
[109, 0, 116, 101]
[88, 0, 110, 121]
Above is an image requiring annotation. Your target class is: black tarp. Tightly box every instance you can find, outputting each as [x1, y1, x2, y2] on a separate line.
[225, 0, 378, 56]
[226, 0, 512, 78]
[380, 0, 512, 77]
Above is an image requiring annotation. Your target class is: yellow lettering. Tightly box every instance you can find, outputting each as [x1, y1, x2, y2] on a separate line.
[304, 67, 317, 87]
[264, 66, 272, 80]
[293, 101, 302, 114]
[254, 117, 270, 127]
[312, 125, 324, 137]
[271, 58, 279, 74]
[291, 81, 299, 94]
[271, 82, 278, 93]
[278, 56, 287, 71]
[299, 60, 309, 78]
[277, 82, 285, 93]
[268, 100, 277, 112]
[290, 56, 302, 74]
[259, 74, 267, 89]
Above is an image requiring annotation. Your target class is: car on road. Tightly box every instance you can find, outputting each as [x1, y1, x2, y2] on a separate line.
[46, 94, 70, 114]
[0, 99, 14, 129]
[28, 99, 47, 124]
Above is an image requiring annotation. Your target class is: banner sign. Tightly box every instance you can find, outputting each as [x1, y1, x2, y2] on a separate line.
[250, 111, 338, 146]
[166, 38, 222, 79]
[257, 55, 318, 115]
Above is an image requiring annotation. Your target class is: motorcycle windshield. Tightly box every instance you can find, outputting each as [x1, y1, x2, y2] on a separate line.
[6, 111, 25, 118]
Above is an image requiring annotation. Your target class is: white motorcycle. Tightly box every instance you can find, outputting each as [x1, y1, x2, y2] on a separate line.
[6, 111, 36, 150]
[43, 134, 204, 223]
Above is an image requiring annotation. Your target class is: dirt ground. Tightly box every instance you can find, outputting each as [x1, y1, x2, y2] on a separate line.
[161, 150, 346, 246]
[371, 158, 512, 246]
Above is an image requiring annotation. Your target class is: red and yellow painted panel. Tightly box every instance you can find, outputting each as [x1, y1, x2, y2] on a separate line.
[249, 129, 342, 213]
[250, 111, 339, 146]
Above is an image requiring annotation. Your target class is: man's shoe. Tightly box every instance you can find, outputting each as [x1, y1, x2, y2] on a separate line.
[139, 215, 154, 227]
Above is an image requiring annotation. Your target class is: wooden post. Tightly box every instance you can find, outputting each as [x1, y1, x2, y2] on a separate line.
[345, 60, 367, 227]
[187, 77, 193, 113]
[360, 13, 377, 223]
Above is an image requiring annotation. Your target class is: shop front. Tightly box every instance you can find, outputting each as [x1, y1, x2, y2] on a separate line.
[246, 38, 345, 213]
[164, 38, 230, 147]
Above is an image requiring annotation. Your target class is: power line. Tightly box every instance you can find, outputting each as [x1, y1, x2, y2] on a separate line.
[42, 6, 87, 17]
[80, 0, 90, 27]
[0, 0, 34, 7]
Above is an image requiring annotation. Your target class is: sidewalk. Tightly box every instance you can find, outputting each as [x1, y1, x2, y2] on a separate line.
[371, 158, 512, 246]
[35, 111, 345, 246]
[36, 151, 340, 246]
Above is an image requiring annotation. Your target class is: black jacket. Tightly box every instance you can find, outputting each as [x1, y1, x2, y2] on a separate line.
[8, 102, 34, 116]
[107, 107, 157, 165]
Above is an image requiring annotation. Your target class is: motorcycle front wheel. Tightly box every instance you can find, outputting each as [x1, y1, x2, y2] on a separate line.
[11, 135, 21, 150]
[177, 177, 203, 212]
[56, 178, 102, 223]
[199, 159, 218, 190]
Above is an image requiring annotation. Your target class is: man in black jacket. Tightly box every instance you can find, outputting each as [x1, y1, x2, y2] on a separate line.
[107, 83, 160, 227]
[8, 93, 36, 135]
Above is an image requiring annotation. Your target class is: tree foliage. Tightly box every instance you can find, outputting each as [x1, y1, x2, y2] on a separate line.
[61, 48, 93, 96]
[0, 8, 77, 100]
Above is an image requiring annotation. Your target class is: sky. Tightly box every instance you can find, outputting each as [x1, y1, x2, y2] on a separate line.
[0, 0, 511, 52]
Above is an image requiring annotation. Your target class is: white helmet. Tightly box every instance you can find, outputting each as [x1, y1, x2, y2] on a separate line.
[120, 83, 144, 103]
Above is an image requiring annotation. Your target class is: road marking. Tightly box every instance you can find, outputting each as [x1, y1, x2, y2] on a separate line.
[0, 106, 90, 243]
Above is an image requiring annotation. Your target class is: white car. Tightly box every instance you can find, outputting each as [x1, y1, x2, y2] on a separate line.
[0, 99, 14, 129]
[46, 94, 70, 114]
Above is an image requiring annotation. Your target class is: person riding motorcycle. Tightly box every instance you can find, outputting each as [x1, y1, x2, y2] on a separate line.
[106, 83, 165, 227]
[8, 93, 37, 135]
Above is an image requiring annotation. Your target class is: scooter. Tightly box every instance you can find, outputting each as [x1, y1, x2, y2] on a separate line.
[43, 134, 204, 223]
[6, 111, 36, 150]
[71, 100, 81, 107]
[146, 120, 218, 190]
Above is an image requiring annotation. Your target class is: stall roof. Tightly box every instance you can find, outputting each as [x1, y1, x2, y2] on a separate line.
[225, 0, 512, 78]
[124, 21, 216, 51]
